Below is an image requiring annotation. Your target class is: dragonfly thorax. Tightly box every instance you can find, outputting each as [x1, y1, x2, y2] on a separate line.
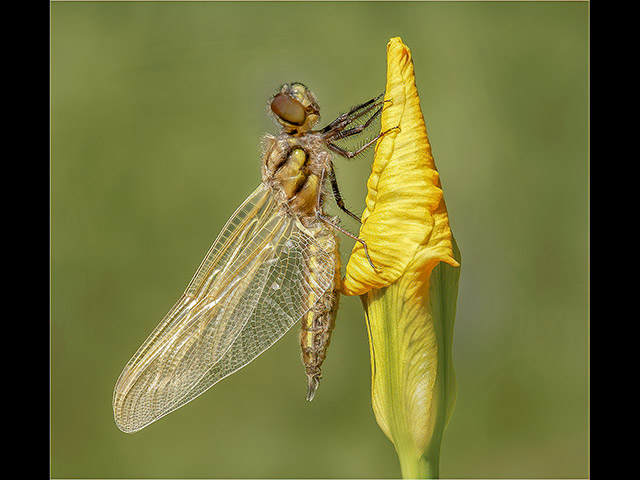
[262, 133, 329, 218]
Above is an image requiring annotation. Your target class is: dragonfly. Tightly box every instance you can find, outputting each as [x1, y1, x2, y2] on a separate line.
[113, 82, 389, 433]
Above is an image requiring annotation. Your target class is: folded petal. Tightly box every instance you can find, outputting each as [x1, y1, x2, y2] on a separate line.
[343, 37, 459, 296]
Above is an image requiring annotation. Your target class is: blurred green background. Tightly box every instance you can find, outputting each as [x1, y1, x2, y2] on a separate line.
[51, 2, 588, 478]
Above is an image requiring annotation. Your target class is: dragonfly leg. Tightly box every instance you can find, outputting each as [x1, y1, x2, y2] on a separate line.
[327, 101, 387, 142]
[317, 212, 378, 271]
[327, 126, 399, 160]
[319, 92, 385, 136]
[316, 163, 362, 224]
[327, 161, 362, 224]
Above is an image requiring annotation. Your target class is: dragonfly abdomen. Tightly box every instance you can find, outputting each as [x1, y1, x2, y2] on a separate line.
[300, 222, 341, 401]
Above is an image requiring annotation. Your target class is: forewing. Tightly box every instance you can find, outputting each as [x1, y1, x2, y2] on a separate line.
[113, 184, 336, 433]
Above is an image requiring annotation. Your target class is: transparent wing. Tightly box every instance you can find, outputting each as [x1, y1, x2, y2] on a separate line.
[113, 184, 337, 433]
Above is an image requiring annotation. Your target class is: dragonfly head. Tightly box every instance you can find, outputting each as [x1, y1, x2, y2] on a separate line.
[270, 82, 320, 134]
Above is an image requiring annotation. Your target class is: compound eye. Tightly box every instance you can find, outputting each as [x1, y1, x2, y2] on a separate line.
[271, 93, 307, 126]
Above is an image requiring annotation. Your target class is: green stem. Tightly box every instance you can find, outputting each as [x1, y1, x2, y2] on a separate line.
[397, 446, 439, 479]
[393, 424, 443, 478]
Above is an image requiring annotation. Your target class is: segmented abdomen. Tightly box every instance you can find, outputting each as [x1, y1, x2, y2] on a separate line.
[300, 219, 341, 401]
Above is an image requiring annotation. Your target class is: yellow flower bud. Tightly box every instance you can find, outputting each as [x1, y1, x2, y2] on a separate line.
[343, 37, 461, 479]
